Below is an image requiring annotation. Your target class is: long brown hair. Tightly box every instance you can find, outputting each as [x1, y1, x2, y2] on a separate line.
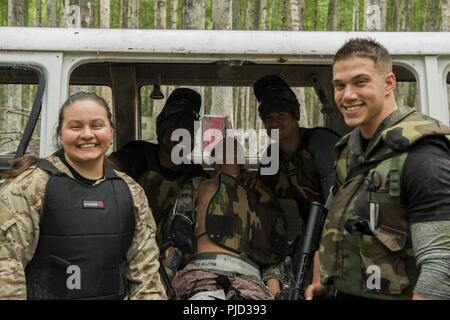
[1, 92, 113, 179]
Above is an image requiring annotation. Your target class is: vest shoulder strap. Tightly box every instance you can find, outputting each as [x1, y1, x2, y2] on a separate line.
[344, 150, 403, 183]
[37, 159, 62, 176]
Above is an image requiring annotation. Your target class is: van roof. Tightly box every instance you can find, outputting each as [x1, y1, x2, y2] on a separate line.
[2, 27, 450, 57]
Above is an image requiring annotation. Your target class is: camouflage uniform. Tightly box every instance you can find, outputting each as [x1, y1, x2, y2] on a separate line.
[252, 74, 340, 291]
[261, 128, 327, 244]
[170, 173, 287, 300]
[0, 155, 166, 300]
[260, 128, 339, 288]
[109, 141, 208, 245]
[320, 107, 450, 299]
[138, 159, 197, 237]
[172, 254, 275, 300]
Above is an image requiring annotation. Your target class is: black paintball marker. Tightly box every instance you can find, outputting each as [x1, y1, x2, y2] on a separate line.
[158, 211, 197, 299]
[158, 240, 177, 299]
[277, 201, 328, 300]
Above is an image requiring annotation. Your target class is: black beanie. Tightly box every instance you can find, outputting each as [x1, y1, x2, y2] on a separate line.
[156, 88, 201, 139]
[253, 74, 300, 120]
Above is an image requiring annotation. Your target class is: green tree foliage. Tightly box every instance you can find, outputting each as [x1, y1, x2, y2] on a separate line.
[1, 0, 449, 132]
[2, 1, 447, 32]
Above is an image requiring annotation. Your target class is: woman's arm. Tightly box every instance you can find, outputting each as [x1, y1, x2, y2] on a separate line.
[122, 175, 167, 300]
[0, 170, 45, 299]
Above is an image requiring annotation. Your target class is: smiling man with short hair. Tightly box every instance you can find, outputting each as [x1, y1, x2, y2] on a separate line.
[306, 38, 450, 300]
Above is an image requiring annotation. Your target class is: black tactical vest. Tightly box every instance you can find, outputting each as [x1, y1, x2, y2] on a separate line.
[25, 160, 135, 300]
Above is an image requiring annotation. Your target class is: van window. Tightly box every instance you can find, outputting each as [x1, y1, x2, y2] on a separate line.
[0, 83, 40, 155]
[392, 64, 419, 111]
[0, 65, 45, 172]
[394, 82, 419, 110]
[140, 84, 328, 161]
[0, 66, 44, 155]
[71, 61, 419, 158]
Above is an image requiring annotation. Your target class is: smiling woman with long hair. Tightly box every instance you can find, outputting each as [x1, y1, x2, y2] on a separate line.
[0, 92, 166, 300]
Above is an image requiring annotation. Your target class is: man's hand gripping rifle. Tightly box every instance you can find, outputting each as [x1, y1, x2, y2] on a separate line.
[278, 201, 328, 300]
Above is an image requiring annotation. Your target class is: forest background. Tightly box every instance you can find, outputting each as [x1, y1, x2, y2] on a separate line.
[1, 0, 450, 150]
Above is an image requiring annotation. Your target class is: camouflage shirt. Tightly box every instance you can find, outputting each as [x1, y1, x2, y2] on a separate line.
[260, 127, 339, 246]
[0, 155, 167, 300]
[109, 140, 208, 242]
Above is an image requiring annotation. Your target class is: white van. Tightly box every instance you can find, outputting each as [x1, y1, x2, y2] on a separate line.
[1, 27, 450, 171]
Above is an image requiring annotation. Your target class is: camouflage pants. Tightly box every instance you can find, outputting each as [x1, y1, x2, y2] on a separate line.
[171, 264, 274, 300]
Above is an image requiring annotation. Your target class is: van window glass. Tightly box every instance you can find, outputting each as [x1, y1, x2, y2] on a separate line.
[140, 84, 326, 161]
[392, 64, 419, 111]
[0, 80, 40, 156]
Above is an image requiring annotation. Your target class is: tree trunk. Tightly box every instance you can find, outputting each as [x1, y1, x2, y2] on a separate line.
[232, 0, 240, 30]
[259, 0, 268, 30]
[80, 0, 93, 28]
[281, 0, 289, 30]
[164, 0, 178, 118]
[298, 0, 306, 31]
[127, 0, 139, 29]
[183, 0, 205, 30]
[100, 0, 110, 28]
[155, 0, 167, 29]
[98, 0, 111, 104]
[60, 0, 69, 27]
[211, 1, 234, 124]
[311, 0, 318, 29]
[240, 0, 259, 130]
[34, 0, 42, 27]
[394, 1, 408, 108]
[119, 0, 126, 28]
[442, 0, 450, 32]
[63, 0, 83, 28]
[47, 0, 57, 27]
[289, 0, 307, 127]
[422, 0, 439, 31]
[6, 0, 27, 149]
[352, 0, 359, 30]
[182, 0, 205, 114]
[169, 0, 178, 29]
[327, 0, 339, 31]
[153, 0, 169, 116]
[244, 0, 258, 30]
[8, 0, 26, 26]
[364, 0, 386, 31]
[212, 1, 233, 30]
[289, 0, 305, 31]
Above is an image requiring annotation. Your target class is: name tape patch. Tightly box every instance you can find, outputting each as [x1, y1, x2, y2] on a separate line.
[82, 200, 105, 209]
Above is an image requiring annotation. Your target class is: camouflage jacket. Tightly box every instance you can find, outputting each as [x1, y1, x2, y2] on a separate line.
[260, 128, 338, 246]
[204, 173, 287, 266]
[320, 107, 450, 299]
[0, 155, 167, 300]
[110, 141, 208, 238]
[167, 173, 287, 281]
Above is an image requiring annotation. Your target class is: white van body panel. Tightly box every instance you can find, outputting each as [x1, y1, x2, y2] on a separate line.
[1, 28, 449, 156]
